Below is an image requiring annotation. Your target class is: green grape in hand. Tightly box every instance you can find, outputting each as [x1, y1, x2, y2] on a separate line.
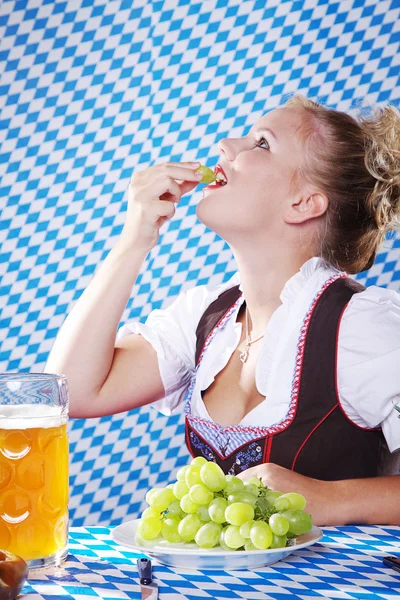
[195, 165, 216, 184]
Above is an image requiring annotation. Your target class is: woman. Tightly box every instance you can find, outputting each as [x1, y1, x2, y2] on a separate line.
[46, 94, 400, 526]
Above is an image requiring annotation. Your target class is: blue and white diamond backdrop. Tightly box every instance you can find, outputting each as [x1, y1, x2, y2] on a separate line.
[0, 0, 399, 526]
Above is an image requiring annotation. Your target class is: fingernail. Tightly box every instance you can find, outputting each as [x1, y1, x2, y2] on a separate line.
[195, 171, 203, 179]
[191, 161, 201, 167]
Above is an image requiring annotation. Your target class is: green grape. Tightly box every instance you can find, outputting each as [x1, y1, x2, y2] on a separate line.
[161, 516, 182, 543]
[265, 490, 283, 504]
[185, 465, 202, 488]
[224, 525, 245, 549]
[180, 494, 199, 514]
[273, 496, 291, 511]
[243, 476, 263, 488]
[277, 492, 307, 511]
[189, 483, 214, 505]
[145, 487, 162, 505]
[195, 165, 216, 184]
[243, 482, 260, 496]
[167, 500, 182, 517]
[268, 513, 290, 536]
[270, 533, 287, 549]
[195, 522, 222, 548]
[166, 483, 175, 489]
[224, 475, 245, 495]
[281, 510, 313, 536]
[225, 502, 254, 526]
[149, 487, 175, 512]
[176, 465, 190, 481]
[227, 491, 257, 507]
[197, 505, 211, 522]
[244, 540, 258, 551]
[137, 516, 161, 540]
[250, 521, 273, 550]
[239, 519, 255, 539]
[173, 480, 189, 500]
[208, 497, 228, 524]
[219, 528, 232, 551]
[191, 456, 208, 467]
[200, 462, 226, 492]
[141, 506, 160, 519]
[178, 513, 201, 542]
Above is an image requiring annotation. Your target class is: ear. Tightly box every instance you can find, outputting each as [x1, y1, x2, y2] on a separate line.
[283, 192, 328, 224]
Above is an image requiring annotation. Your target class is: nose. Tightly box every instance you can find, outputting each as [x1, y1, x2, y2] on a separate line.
[218, 137, 241, 161]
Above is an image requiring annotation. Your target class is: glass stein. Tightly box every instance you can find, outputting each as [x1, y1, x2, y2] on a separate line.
[0, 373, 69, 569]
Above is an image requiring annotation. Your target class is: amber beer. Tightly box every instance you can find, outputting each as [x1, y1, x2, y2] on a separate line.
[0, 403, 69, 565]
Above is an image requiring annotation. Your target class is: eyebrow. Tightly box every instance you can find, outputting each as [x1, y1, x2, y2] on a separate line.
[253, 126, 278, 142]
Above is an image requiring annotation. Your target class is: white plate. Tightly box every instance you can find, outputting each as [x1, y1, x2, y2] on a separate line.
[111, 519, 323, 570]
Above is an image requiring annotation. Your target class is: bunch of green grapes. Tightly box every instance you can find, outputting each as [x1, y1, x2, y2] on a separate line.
[135, 457, 313, 551]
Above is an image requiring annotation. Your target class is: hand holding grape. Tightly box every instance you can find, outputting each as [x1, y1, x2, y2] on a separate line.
[237, 462, 335, 527]
[120, 162, 214, 253]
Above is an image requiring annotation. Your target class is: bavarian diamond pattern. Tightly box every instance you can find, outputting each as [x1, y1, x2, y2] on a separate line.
[23, 525, 400, 599]
[1, 0, 399, 527]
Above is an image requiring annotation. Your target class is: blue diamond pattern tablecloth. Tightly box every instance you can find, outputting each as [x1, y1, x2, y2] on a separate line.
[1, 0, 400, 528]
[23, 525, 400, 600]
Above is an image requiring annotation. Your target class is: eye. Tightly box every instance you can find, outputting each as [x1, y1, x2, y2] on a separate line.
[256, 136, 270, 150]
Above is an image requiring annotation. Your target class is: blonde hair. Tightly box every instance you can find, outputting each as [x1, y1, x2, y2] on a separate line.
[284, 94, 400, 273]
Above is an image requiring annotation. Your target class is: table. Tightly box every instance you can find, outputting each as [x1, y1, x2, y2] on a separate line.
[23, 525, 400, 599]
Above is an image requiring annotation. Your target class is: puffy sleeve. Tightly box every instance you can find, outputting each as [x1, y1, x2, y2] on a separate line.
[337, 285, 400, 453]
[116, 275, 239, 416]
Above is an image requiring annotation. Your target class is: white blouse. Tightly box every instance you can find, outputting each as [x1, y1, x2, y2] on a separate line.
[117, 257, 400, 454]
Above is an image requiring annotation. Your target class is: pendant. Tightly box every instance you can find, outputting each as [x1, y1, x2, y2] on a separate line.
[239, 343, 250, 364]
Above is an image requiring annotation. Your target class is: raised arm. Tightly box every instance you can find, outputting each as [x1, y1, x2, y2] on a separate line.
[45, 162, 202, 418]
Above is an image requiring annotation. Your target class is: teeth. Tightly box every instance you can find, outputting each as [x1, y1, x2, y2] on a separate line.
[215, 172, 227, 185]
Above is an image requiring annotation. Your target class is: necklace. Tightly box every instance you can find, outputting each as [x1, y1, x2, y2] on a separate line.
[239, 306, 265, 364]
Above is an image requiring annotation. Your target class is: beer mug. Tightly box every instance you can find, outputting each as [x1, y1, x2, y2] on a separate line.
[0, 373, 69, 569]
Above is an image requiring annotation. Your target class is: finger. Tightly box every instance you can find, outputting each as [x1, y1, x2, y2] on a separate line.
[160, 160, 202, 168]
[156, 163, 204, 183]
[150, 199, 176, 220]
[178, 179, 202, 196]
[237, 467, 258, 480]
[146, 176, 182, 203]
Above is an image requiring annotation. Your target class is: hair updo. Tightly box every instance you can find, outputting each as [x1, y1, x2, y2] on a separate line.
[284, 94, 400, 274]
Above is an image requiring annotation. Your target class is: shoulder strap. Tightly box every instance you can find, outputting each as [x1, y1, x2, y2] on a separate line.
[269, 276, 379, 478]
[336, 277, 366, 294]
[285, 276, 366, 427]
[195, 285, 242, 365]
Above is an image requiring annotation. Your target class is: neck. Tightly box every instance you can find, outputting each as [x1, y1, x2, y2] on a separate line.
[233, 246, 314, 338]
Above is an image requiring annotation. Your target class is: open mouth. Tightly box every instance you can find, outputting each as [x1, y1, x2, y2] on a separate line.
[205, 164, 228, 189]
[206, 180, 227, 189]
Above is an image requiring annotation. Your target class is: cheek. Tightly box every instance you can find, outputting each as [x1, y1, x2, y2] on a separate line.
[243, 185, 278, 222]
[196, 173, 284, 232]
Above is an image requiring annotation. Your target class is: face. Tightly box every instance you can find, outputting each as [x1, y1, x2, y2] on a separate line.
[196, 106, 309, 244]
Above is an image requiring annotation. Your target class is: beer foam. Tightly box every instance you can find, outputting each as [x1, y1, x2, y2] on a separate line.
[0, 404, 67, 429]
